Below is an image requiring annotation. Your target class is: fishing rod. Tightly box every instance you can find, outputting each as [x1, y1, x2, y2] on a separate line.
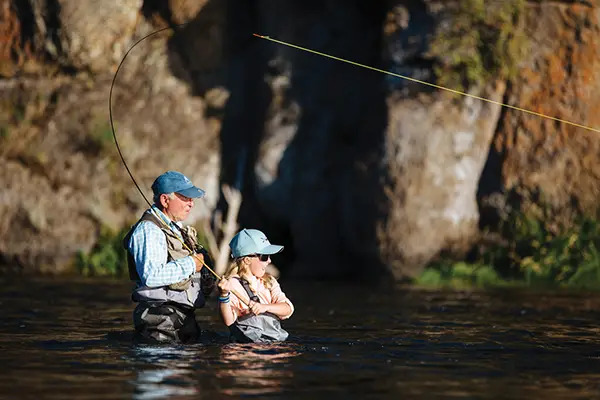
[108, 24, 250, 306]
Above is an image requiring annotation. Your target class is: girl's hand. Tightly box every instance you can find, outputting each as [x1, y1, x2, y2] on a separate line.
[248, 300, 268, 315]
[218, 278, 233, 294]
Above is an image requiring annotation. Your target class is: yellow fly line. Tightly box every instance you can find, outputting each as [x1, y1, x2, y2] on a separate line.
[253, 33, 600, 134]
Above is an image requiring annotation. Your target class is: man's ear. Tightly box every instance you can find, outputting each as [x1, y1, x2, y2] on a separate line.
[159, 193, 170, 208]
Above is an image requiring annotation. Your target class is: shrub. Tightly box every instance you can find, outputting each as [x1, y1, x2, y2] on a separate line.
[418, 201, 600, 290]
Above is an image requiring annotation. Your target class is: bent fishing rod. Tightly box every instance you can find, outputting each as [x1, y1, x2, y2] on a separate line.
[108, 24, 250, 306]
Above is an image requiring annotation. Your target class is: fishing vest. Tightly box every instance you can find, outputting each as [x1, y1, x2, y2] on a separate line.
[124, 209, 205, 309]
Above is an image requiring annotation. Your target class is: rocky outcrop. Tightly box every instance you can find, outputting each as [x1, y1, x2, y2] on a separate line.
[1, 0, 599, 280]
[380, 84, 505, 279]
[234, 0, 505, 279]
[0, 1, 222, 273]
[56, 0, 142, 72]
[481, 1, 600, 224]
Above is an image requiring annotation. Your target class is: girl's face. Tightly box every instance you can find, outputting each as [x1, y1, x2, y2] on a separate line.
[247, 254, 271, 278]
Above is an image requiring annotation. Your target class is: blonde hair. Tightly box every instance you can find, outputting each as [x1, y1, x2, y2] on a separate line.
[224, 256, 276, 292]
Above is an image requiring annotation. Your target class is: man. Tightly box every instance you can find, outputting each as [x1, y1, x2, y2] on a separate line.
[124, 170, 215, 343]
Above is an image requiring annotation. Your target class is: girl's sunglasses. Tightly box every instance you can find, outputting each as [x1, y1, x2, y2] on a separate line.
[249, 254, 270, 262]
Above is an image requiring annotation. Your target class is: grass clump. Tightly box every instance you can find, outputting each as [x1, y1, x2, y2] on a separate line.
[417, 260, 504, 289]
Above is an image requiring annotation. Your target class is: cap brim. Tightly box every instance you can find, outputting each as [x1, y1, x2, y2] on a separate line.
[258, 244, 284, 255]
[176, 186, 205, 198]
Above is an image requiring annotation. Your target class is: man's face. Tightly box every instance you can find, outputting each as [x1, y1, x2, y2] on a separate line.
[161, 192, 194, 222]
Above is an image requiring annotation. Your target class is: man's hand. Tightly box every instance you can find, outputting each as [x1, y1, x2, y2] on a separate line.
[193, 252, 205, 272]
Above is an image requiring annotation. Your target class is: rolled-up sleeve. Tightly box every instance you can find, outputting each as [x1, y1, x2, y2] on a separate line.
[269, 280, 294, 319]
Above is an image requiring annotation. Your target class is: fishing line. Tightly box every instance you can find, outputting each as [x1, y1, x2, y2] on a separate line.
[253, 33, 600, 134]
[108, 23, 251, 305]
[109, 25, 175, 209]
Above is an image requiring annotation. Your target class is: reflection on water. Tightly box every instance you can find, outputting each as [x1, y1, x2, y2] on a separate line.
[216, 343, 300, 396]
[128, 342, 301, 398]
[131, 346, 200, 400]
[1, 277, 600, 399]
[122, 341, 301, 399]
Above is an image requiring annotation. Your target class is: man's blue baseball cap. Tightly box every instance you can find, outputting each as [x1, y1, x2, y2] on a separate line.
[151, 171, 205, 198]
[229, 229, 284, 258]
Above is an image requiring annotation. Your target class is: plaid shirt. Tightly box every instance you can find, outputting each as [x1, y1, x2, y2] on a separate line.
[128, 206, 196, 287]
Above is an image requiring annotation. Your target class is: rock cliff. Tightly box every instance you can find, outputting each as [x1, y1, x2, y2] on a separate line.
[1, 0, 598, 280]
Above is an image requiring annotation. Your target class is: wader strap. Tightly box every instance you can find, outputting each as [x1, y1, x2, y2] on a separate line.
[235, 278, 260, 303]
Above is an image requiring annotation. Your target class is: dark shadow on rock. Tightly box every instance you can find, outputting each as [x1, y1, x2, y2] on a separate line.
[147, 0, 228, 97]
[477, 85, 510, 231]
[158, 0, 393, 281]
[382, 0, 437, 95]
[259, 1, 390, 280]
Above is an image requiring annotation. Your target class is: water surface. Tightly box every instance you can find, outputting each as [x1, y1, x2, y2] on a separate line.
[1, 277, 599, 399]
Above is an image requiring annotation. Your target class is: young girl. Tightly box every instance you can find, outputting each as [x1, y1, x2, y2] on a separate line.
[217, 229, 294, 343]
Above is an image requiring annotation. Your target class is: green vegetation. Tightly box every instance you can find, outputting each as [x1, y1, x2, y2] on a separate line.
[493, 207, 600, 289]
[428, 0, 527, 90]
[417, 261, 505, 288]
[0, 125, 9, 140]
[418, 203, 600, 290]
[76, 226, 129, 277]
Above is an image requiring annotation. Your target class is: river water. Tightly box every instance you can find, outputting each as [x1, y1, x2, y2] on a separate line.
[1, 276, 599, 399]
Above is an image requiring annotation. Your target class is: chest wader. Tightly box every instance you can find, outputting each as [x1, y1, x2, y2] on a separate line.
[228, 278, 289, 343]
[132, 302, 198, 343]
[124, 210, 215, 343]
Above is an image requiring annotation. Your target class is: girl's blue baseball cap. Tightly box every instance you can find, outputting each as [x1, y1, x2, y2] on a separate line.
[151, 171, 205, 198]
[229, 229, 284, 258]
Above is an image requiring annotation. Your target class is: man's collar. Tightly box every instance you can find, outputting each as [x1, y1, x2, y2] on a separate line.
[150, 205, 182, 227]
